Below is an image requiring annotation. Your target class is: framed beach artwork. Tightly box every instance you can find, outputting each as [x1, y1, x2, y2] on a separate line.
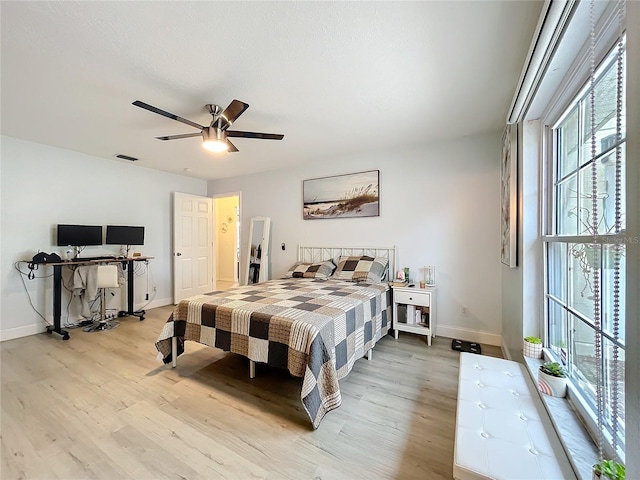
[501, 124, 517, 268]
[303, 170, 380, 220]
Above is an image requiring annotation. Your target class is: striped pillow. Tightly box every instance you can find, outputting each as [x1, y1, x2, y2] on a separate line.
[284, 261, 336, 279]
[332, 256, 389, 283]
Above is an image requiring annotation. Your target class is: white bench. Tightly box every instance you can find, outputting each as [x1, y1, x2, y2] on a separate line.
[454, 353, 576, 480]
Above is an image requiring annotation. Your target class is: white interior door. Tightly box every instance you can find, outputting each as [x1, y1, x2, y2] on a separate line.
[173, 192, 213, 303]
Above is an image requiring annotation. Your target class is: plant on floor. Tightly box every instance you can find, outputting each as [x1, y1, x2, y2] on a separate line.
[593, 459, 625, 480]
[539, 361, 566, 378]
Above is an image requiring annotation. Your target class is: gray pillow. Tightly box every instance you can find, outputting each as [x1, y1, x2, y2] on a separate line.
[284, 261, 336, 279]
[332, 256, 389, 283]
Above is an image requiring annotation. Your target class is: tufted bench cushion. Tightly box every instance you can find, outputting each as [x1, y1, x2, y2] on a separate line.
[454, 353, 576, 480]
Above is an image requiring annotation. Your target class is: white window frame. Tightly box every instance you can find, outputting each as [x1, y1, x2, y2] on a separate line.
[542, 38, 626, 462]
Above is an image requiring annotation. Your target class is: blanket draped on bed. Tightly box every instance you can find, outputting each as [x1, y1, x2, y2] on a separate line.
[155, 278, 390, 428]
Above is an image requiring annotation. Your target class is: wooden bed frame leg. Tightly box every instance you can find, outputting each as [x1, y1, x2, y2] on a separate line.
[367, 349, 372, 361]
[171, 337, 177, 368]
[249, 360, 256, 379]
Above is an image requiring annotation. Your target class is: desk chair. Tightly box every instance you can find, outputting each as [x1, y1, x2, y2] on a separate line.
[84, 265, 120, 332]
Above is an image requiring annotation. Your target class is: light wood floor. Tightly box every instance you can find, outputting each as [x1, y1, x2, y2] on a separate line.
[215, 280, 238, 291]
[1, 306, 501, 480]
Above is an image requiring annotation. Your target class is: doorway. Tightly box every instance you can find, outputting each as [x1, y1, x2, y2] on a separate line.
[213, 193, 241, 291]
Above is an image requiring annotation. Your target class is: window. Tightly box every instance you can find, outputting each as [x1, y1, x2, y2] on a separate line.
[545, 40, 626, 459]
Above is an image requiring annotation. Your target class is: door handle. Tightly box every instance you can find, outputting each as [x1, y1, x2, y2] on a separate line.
[176, 252, 182, 256]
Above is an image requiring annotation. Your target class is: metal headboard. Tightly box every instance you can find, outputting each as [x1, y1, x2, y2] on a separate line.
[298, 245, 396, 280]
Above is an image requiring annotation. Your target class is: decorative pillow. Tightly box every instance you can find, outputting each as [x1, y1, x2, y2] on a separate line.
[332, 256, 389, 283]
[284, 261, 336, 279]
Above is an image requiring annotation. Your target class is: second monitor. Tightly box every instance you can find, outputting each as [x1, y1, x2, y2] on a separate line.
[105, 225, 145, 246]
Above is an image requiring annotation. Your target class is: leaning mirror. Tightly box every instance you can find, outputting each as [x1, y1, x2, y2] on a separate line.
[245, 216, 271, 285]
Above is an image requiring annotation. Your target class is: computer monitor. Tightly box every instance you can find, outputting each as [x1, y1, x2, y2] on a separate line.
[105, 225, 145, 246]
[56, 224, 103, 246]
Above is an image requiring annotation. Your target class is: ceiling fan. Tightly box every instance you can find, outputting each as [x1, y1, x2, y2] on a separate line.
[132, 99, 284, 153]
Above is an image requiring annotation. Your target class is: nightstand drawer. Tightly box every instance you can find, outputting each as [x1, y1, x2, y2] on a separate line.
[394, 290, 431, 307]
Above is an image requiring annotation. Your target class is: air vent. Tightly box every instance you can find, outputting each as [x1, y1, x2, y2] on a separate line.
[115, 154, 139, 162]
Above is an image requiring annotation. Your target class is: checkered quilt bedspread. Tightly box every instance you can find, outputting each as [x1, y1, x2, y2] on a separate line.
[155, 278, 391, 428]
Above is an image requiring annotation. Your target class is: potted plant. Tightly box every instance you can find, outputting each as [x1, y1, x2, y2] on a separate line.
[593, 459, 625, 480]
[537, 361, 568, 397]
[523, 336, 543, 358]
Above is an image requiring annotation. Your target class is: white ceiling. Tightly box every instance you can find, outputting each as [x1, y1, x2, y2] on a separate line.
[1, 1, 542, 180]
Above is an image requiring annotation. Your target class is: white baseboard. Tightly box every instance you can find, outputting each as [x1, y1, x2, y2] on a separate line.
[0, 323, 47, 342]
[1, 297, 174, 342]
[436, 325, 502, 346]
[136, 297, 173, 311]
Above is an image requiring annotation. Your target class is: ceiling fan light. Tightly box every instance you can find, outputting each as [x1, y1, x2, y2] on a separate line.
[203, 139, 228, 152]
[202, 127, 228, 153]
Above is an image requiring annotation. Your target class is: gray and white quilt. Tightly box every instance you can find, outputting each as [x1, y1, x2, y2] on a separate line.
[155, 278, 391, 428]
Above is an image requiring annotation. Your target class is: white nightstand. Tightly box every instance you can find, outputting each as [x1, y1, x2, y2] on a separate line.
[391, 285, 436, 346]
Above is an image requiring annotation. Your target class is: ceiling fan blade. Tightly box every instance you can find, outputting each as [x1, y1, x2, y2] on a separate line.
[156, 133, 202, 141]
[132, 100, 204, 130]
[218, 100, 250, 130]
[226, 130, 284, 140]
[226, 139, 239, 152]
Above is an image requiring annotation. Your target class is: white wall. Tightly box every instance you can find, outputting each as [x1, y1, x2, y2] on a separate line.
[0, 136, 208, 340]
[209, 132, 503, 345]
[501, 120, 543, 361]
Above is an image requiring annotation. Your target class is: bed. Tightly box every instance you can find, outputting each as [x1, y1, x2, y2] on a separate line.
[155, 245, 395, 428]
